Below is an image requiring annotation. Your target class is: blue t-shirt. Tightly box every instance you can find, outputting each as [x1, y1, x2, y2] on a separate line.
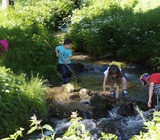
[55, 45, 72, 64]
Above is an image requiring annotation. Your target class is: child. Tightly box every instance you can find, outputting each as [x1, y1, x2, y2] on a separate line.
[140, 73, 160, 108]
[0, 39, 9, 57]
[55, 39, 73, 84]
[102, 64, 127, 98]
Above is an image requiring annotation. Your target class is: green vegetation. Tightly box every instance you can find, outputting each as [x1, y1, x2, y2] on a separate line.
[0, 0, 160, 139]
[0, 0, 76, 137]
[0, 0, 75, 82]
[3, 112, 118, 140]
[131, 109, 160, 140]
[68, 0, 160, 67]
[3, 111, 160, 140]
[1, 0, 159, 80]
[0, 66, 47, 137]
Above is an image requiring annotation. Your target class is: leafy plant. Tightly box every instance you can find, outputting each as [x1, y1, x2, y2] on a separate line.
[2, 112, 118, 140]
[27, 114, 55, 140]
[0, 66, 47, 138]
[131, 111, 160, 140]
[68, 0, 160, 66]
[0, 0, 75, 82]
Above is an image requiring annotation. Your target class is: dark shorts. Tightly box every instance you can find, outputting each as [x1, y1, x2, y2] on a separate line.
[59, 64, 72, 79]
[153, 84, 160, 95]
[121, 72, 126, 78]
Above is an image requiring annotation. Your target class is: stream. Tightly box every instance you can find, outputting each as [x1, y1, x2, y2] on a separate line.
[26, 54, 154, 140]
[45, 107, 150, 140]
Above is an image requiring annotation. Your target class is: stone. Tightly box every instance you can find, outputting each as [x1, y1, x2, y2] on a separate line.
[79, 88, 91, 100]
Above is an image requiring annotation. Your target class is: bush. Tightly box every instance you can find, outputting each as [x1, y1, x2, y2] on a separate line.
[0, 0, 74, 82]
[0, 66, 47, 138]
[68, 0, 160, 66]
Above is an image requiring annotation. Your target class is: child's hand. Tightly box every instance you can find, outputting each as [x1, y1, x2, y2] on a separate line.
[101, 91, 106, 96]
[56, 54, 59, 57]
[148, 100, 152, 108]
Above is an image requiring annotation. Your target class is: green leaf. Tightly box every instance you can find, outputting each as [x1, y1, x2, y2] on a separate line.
[42, 124, 54, 132]
[27, 126, 37, 134]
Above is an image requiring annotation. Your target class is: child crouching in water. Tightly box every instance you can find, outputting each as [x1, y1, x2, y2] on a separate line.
[102, 64, 127, 98]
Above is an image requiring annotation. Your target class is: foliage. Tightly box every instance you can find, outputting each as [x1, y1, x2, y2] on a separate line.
[0, 66, 47, 138]
[3, 110, 160, 140]
[67, 0, 160, 66]
[131, 111, 160, 140]
[0, 0, 74, 82]
[27, 114, 55, 140]
[147, 57, 160, 72]
[2, 112, 118, 140]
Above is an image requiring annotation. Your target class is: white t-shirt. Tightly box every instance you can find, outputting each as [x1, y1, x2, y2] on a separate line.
[104, 66, 121, 77]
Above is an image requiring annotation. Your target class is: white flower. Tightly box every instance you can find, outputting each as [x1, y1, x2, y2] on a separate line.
[5, 90, 10, 93]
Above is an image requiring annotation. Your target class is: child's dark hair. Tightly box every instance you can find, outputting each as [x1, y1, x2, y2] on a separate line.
[108, 65, 122, 85]
[63, 39, 73, 45]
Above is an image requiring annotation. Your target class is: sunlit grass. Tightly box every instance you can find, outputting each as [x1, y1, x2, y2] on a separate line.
[133, 0, 160, 13]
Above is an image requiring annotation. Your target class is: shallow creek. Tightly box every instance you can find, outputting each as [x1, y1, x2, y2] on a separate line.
[28, 53, 154, 140]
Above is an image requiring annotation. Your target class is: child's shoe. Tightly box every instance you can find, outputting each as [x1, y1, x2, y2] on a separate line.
[63, 78, 68, 84]
[155, 102, 160, 111]
[122, 90, 128, 96]
[109, 91, 116, 98]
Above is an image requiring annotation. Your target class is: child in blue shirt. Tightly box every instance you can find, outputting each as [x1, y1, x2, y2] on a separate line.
[55, 39, 73, 84]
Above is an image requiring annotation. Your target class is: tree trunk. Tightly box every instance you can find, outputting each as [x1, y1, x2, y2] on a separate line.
[2, 0, 9, 10]
[9, 0, 14, 6]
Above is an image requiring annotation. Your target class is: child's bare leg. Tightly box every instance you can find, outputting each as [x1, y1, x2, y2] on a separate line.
[122, 77, 127, 95]
[115, 86, 120, 98]
[109, 83, 114, 92]
[122, 77, 127, 90]
[108, 83, 116, 97]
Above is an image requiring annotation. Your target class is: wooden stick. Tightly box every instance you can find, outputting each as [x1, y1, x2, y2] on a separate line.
[44, 39, 77, 75]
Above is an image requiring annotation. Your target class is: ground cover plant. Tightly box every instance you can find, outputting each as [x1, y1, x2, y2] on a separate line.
[0, 66, 47, 138]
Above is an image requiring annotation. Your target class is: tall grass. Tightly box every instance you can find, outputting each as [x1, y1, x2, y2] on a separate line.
[0, 66, 47, 137]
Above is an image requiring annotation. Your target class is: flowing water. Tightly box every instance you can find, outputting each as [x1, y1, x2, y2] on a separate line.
[40, 105, 151, 140]
[27, 54, 152, 140]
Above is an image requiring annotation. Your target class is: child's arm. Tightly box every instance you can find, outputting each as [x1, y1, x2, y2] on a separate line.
[148, 82, 154, 108]
[55, 49, 59, 58]
[102, 76, 107, 95]
[65, 56, 72, 63]
[115, 85, 120, 98]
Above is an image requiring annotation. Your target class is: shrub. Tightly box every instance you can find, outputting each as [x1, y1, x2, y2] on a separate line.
[68, 0, 160, 65]
[0, 0, 74, 82]
[0, 66, 47, 138]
